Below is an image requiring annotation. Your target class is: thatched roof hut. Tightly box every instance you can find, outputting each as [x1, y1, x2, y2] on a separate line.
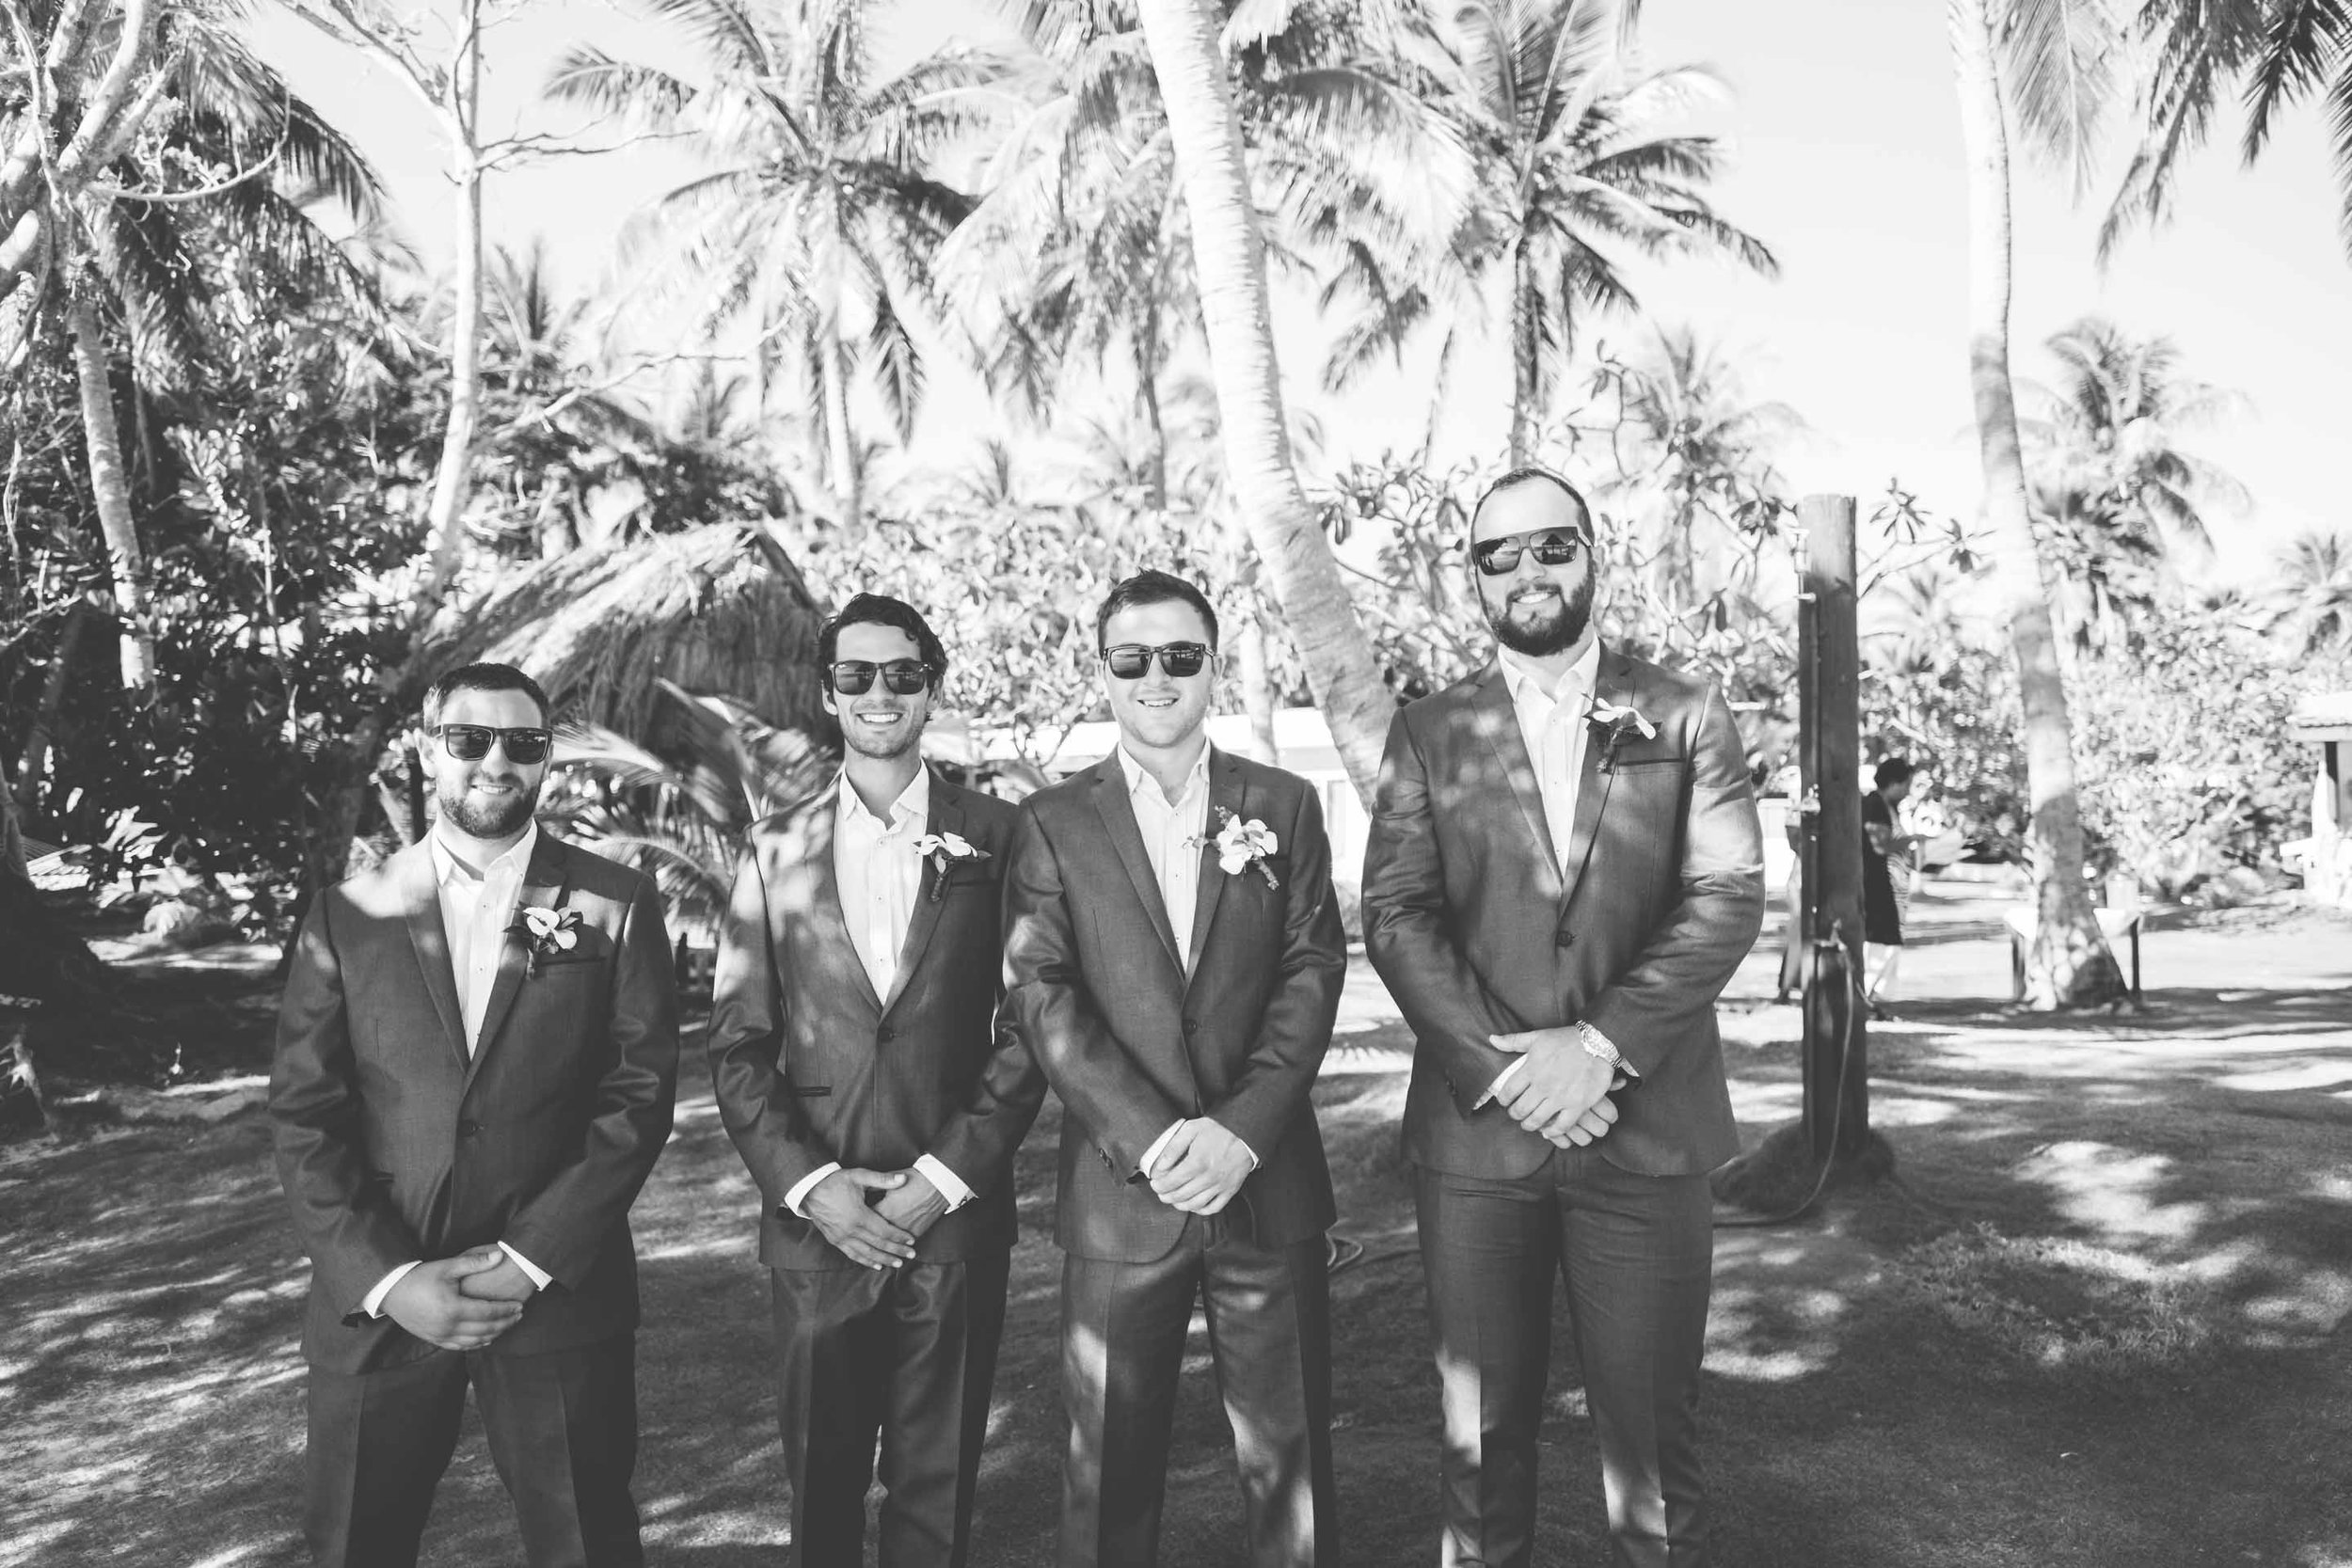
[425, 523, 834, 746]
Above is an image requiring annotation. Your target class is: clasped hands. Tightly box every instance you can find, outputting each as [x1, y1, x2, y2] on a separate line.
[384, 1247, 539, 1353]
[803, 1166, 950, 1270]
[1489, 1026, 1629, 1149]
[1146, 1117, 1252, 1216]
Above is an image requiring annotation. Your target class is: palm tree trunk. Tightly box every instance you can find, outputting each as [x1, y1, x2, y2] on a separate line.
[1949, 0, 2122, 1009]
[1132, 0, 1392, 801]
[1509, 243, 1541, 466]
[18, 600, 89, 814]
[1136, 330, 1168, 512]
[823, 334, 862, 528]
[414, 0, 485, 620]
[68, 290, 153, 693]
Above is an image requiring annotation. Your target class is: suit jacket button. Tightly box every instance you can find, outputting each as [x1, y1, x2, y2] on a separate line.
[456, 1119, 481, 1138]
[1555, 927, 1575, 947]
[877, 1025, 896, 1042]
[1182, 1017, 1198, 1034]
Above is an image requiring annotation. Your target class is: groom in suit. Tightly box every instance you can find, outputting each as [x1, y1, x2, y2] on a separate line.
[1004, 569, 1348, 1568]
[708, 593, 1044, 1568]
[1363, 468, 1765, 1568]
[271, 661, 681, 1568]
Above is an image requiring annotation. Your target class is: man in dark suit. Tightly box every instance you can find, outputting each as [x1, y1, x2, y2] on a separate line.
[270, 662, 680, 1568]
[708, 594, 1044, 1568]
[1363, 468, 1765, 1568]
[1004, 569, 1348, 1568]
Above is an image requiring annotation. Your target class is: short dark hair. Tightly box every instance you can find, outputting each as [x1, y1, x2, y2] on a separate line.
[1096, 569, 1219, 653]
[1471, 466, 1593, 536]
[1874, 756, 1918, 789]
[818, 593, 947, 692]
[422, 662, 549, 728]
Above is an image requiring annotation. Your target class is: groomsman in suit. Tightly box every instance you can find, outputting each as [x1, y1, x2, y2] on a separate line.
[1004, 569, 1348, 1568]
[1363, 468, 1765, 1568]
[271, 662, 681, 1568]
[708, 593, 1044, 1568]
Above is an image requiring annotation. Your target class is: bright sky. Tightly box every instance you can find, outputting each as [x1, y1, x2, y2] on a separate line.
[250, 0, 2349, 583]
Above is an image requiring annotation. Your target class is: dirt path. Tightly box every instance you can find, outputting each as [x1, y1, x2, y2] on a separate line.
[7, 892, 2352, 1566]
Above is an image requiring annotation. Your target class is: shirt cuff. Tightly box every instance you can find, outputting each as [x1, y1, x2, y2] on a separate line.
[1138, 1120, 1186, 1179]
[362, 1260, 421, 1319]
[497, 1242, 550, 1291]
[913, 1153, 974, 1212]
[1472, 1055, 1528, 1110]
[784, 1162, 843, 1218]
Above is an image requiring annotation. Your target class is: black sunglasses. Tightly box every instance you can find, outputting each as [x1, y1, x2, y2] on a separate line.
[1471, 527, 1588, 577]
[829, 659, 934, 696]
[1102, 641, 1211, 680]
[433, 724, 552, 765]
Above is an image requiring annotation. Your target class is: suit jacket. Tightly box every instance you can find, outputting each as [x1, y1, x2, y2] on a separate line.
[270, 834, 681, 1373]
[707, 771, 1044, 1270]
[1004, 747, 1346, 1264]
[1362, 644, 1765, 1180]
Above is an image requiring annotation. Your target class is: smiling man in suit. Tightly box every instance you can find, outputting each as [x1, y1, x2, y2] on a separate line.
[270, 662, 680, 1568]
[1363, 468, 1765, 1568]
[708, 593, 1044, 1568]
[1004, 569, 1348, 1568]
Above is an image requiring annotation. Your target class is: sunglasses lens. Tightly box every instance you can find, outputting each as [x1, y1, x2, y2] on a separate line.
[1473, 542, 1519, 576]
[1104, 646, 1151, 680]
[502, 731, 551, 765]
[880, 660, 931, 695]
[1161, 644, 1207, 677]
[440, 725, 492, 761]
[830, 662, 876, 695]
[1532, 533, 1581, 566]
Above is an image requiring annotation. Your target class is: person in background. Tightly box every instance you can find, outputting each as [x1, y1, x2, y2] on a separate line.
[1863, 755, 1927, 1018]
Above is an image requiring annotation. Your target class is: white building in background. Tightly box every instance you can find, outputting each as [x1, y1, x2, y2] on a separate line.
[2287, 691, 2352, 907]
[1045, 709, 1372, 888]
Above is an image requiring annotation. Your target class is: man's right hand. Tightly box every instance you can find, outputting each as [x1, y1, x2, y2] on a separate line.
[803, 1168, 918, 1270]
[384, 1250, 525, 1352]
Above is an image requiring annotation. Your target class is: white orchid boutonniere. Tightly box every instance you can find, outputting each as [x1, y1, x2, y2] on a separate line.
[511, 904, 584, 977]
[1587, 699, 1658, 773]
[913, 832, 993, 901]
[1196, 807, 1280, 889]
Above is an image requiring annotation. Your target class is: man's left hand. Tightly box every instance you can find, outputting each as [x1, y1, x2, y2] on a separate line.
[1492, 1026, 1618, 1147]
[453, 1251, 539, 1306]
[1148, 1118, 1253, 1215]
[871, 1169, 950, 1243]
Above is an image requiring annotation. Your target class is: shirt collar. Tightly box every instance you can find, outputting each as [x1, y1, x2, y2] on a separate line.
[1498, 638, 1602, 710]
[837, 765, 931, 834]
[1116, 741, 1212, 810]
[428, 818, 538, 888]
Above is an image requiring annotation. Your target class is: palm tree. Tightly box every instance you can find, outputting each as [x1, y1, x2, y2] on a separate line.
[11, 0, 382, 692]
[1947, 0, 2125, 1008]
[1129, 0, 1397, 796]
[1321, 0, 1776, 465]
[2271, 531, 2352, 657]
[2106, 0, 2352, 260]
[546, 0, 1009, 528]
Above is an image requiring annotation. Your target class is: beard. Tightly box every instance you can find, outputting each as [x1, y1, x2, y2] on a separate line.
[1484, 566, 1596, 657]
[437, 775, 541, 839]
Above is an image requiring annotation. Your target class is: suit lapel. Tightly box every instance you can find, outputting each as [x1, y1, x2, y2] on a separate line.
[881, 772, 958, 1015]
[396, 843, 468, 1070]
[1556, 647, 1633, 911]
[801, 792, 885, 1015]
[1090, 758, 1185, 976]
[1472, 663, 1565, 900]
[467, 832, 569, 1083]
[1183, 748, 1246, 990]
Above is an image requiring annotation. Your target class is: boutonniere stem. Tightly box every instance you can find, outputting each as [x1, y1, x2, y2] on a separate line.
[1192, 807, 1280, 889]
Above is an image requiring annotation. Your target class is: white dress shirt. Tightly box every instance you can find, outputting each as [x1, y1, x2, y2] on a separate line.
[781, 769, 976, 1221]
[362, 822, 549, 1318]
[1484, 642, 1629, 1104]
[1115, 744, 1257, 1180]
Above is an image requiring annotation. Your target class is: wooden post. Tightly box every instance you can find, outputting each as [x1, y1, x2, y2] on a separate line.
[1798, 494, 1869, 1160]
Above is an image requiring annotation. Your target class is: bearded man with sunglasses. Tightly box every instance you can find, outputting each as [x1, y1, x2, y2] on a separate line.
[1004, 569, 1348, 1568]
[708, 594, 1043, 1568]
[1363, 469, 1765, 1568]
[270, 662, 680, 1568]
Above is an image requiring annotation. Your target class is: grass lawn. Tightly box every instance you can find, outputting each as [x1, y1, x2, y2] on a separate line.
[7, 888, 2352, 1566]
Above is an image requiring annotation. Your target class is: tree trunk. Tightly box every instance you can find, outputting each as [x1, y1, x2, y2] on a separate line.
[1949, 0, 2122, 1009]
[1133, 0, 1392, 803]
[18, 600, 90, 814]
[1237, 607, 1280, 765]
[68, 289, 153, 693]
[1509, 242, 1540, 467]
[822, 333, 862, 528]
[1136, 314, 1168, 510]
[412, 0, 485, 621]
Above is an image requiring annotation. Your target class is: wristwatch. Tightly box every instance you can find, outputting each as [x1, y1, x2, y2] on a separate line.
[1575, 1021, 1625, 1071]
